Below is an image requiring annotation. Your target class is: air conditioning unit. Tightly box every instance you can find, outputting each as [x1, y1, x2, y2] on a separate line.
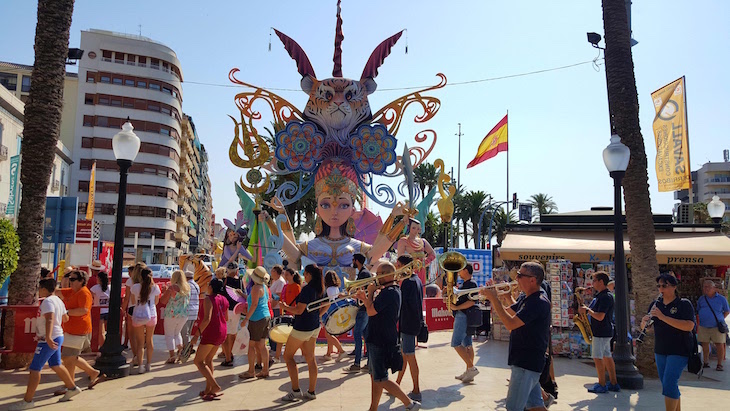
[677, 203, 692, 224]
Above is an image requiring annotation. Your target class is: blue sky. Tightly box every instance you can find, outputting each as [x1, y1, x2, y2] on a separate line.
[2, 0, 728, 227]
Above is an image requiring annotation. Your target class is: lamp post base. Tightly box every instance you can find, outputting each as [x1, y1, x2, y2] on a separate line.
[615, 350, 644, 389]
[94, 353, 131, 379]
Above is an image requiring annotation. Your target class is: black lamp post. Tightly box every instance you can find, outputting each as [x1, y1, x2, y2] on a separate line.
[708, 195, 725, 227]
[95, 120, 140, 378]
[602, 134, 643, 389]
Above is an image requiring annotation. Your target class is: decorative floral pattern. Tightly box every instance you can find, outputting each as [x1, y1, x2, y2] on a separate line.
[275, 121, 325, 172]
[349, 124, 397, 175]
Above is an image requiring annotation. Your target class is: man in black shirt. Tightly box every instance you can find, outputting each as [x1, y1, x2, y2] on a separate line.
[483, 261, 550, 411]
[357, 262, 420, 411]
[395, 255, 424, 402]
[222, 261, 244, 366]
[450, 263, 479, 383]
[579, 271, 619, 393]
[347, 253, 373, 372]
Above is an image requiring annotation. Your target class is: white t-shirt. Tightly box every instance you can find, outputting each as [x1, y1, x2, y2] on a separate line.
[130, 283, 161, 317]
[37, 295, 66, 339]
[326, 286, 340, 301]
[90, 284, 111, 314]
[125, 277, 133, 288]
[270, 277, 286, 309]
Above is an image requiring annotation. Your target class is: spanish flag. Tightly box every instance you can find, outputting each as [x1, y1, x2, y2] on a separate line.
[467, 114, 508, 168]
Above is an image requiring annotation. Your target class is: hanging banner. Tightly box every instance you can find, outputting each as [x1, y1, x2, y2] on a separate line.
[652, 77, 691, 192]
[85, 160, 96, 220]
[100, 241, 114, 272]
[6, 155, 20, 215]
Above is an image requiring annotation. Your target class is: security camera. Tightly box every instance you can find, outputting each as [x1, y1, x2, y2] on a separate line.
[587, 32, 602, 47]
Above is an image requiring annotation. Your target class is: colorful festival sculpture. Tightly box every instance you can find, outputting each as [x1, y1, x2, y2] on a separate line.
[227, 1, 447, 279]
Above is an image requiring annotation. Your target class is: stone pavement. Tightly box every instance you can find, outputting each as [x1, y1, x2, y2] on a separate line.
[0, 331, 728, 410]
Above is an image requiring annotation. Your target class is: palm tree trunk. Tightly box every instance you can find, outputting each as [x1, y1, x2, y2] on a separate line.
[602, 0, 659, 376]
[1, 0, 75, 369]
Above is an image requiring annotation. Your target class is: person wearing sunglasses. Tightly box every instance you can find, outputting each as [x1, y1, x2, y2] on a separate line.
[482, 262, 551, 411]
[640, 273, 695, 411]
[55, 270, 104, 396]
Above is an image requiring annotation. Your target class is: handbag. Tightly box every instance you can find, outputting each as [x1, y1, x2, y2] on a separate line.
[466, 306, 483, 328]
[417, 320, 429, 343]
[387, 344, 404, 373]
[687, 331, 704, 377]
[704, 296, 729, 334]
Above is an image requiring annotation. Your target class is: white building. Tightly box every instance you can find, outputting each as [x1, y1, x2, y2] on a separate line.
[72, 30, 183, 262]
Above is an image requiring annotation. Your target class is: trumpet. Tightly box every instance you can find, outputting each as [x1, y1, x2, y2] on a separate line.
[306, 259, 422, 312]
[450, 281, 519, 303]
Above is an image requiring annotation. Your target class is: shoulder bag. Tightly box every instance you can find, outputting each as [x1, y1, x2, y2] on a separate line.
[704, 296, 729, 334]
[687, 330, 704, 377]
[417, 319, 429, 343]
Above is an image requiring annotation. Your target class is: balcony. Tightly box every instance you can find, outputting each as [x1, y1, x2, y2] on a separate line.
[52, 180, 60, 191]
[0, 145, 8, 161]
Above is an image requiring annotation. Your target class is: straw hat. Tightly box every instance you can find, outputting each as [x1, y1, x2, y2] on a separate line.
[248, 266, 270, 285]
[90, 260, 103, 271]
[184, 269, 195, 278]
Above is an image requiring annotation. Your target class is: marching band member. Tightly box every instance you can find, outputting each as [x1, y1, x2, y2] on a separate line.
[279, 264, 325, 402]
[482, 262, 550, 411]
[356, 262, 421, 411]
[394, 254, 424, 402]
[321, 270, 347, 362]
[346, 253, 373, 373]
[450, 263, 479, 383]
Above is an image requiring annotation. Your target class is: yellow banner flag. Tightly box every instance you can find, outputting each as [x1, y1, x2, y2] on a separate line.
[652, 77, 690, 192]
[86, 160, 96, 220]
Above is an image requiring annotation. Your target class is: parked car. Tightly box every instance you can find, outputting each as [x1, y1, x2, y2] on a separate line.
[147, 264, 172, 278]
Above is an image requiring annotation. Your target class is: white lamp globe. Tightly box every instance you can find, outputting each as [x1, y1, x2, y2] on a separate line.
[112, 121, 141, 161]
[707, 195, 725, 220]
[603, 134, 631, 173]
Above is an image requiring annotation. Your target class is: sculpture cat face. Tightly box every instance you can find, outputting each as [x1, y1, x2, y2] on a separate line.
[301, 76, 377, 145]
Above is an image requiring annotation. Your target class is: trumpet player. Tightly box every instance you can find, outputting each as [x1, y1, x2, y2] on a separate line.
[578, 272, 620, 394]
[481, 262, 550, 411]
[395, 255, 424, 402]
[450, 263, 480, 383]
[356, 262, 421, 411]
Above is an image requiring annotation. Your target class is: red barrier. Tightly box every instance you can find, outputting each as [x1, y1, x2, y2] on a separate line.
[424, 297, 454, 331]
[1, 305, 41, 353]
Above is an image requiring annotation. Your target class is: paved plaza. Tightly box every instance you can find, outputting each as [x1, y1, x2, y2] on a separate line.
[0, 331, 728, 410]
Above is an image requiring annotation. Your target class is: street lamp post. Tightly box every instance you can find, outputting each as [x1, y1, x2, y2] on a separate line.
[708, 195, 725, 226]
[603, 134, 643, 389]
[95, 121, 140, 378]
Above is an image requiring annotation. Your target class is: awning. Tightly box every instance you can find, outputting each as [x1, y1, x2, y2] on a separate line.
[499, 231, 730, 266]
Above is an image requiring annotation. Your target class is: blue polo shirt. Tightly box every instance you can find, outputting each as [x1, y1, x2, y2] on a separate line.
[696, 294, 730, 329]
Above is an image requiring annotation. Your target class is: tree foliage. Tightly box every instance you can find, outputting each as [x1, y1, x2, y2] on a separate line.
[0, 219, 19, 287]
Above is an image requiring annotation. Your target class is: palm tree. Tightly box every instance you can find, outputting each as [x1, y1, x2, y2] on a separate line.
[414, 162, 438, 200]
[465, 191, 490, 248]
[491, 207, 516, 247]
[453, 191, 469, 248]
[602, 0, 659, 376]
[529, 193, 558, 222]
[2, 0, 75, 369]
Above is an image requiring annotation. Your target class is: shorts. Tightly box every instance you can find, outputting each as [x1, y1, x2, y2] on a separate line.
[401, 333, 417, 355]
[367, 344, 389, 382]
[133, 316, 158, 328]
[61, 333, 91, 357]
[451, 311, 472, 348]
[506, 365, 544, 411]
[289, 326, 321, 342]
[591, 336, 613, 359]
[697, 326, 726, 344]
[30, 336, 64, 371]
[248, 317, 270, 341]
[227, 310, 241, 335]
[655, 354, 688, 399]
[100, 313, 109, 321]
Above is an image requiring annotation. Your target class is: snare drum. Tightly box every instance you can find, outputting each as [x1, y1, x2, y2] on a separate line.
[269, 315, 295, 344]
[322, 299, 359, 336]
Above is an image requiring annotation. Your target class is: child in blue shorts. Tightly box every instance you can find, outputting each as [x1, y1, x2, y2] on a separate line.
[10, 278, 81, 410]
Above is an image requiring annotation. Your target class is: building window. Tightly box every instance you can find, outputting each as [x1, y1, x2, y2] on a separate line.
[21, 76, 31, 92]
[0, 73, 17, 91]
[100, 74, 111, 83]
[83, 116, 94, 127]
[114, 52, 124, 64]
[149, 82, 161, 91]
[125, 78, 135, 87]
[112, 75, 123, 85]
[138, 56, 147, 67]
[102, 50, 112, 62]
[84, 94, 94, 105]
[150, 58, 160, 70]
[86, 72, 95, 83]
[126, 54, 136, 65]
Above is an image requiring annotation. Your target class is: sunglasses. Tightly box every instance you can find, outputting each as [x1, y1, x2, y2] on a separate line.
[69, 277, 82, 282]
[656, 283, 673, 289]
[516, 273, 535, 279]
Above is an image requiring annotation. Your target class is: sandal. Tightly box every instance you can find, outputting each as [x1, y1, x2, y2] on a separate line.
[202, 394, 220, 401]
[704, 362, 711, 368]
[717, 364, 724, 371]
[165, 357, 177, 364]
[256, 372, 269, 379]
[238, 371, 256, 379]
[200, 391, 223, 397]
[88, 374, 107, 389]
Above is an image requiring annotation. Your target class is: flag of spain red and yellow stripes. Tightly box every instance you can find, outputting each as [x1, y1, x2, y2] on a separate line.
[467, 114, 508, 168]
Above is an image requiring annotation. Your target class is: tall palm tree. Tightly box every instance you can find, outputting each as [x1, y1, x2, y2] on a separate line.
[2, 0, 75, 369]
[602, 0, 659, 376]
[529, 193, 558, 222]
[414, 162, 438, 200]
[465, 191, 490, 248]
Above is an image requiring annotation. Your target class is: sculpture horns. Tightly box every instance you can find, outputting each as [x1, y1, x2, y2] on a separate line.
[332, 0, 344, 77]
[273, 28, 317, 79]
[361, 30, 403, 80]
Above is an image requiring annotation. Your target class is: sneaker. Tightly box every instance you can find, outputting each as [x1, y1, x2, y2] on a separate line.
[345, 364, 361, 373]
[138, 364, 145, 374]
[336, 352, 348, 362]
[281, 391, 301, 402]
[145, 363, 151, 373]
[607, 383, 621, 392]
[321, 354, 333, 362]
[544, 393, 556, 408]
[302, 391, 317, 400]
[405, 401, 421, 411]
[408, 392, 422, 402]
[588, 383, 608, 393]
[9, 401, 35, 410]
[461, 367, 480, 383]
[455, 370, 467, 380]
[59, 386, 82, 402]
[360, 363, 369, 372]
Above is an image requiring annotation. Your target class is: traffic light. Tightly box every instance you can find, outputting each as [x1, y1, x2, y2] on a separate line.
[512, 193, 517, 209]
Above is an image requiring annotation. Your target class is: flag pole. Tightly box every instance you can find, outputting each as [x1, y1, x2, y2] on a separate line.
[506, 110, 509, 212]
[682, 76, 694, 222]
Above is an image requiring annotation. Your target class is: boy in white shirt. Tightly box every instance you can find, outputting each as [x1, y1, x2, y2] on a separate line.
[11, 278, 82, 409]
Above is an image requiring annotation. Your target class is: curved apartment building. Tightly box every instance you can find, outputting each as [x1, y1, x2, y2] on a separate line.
[72, 30, 183, 262]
